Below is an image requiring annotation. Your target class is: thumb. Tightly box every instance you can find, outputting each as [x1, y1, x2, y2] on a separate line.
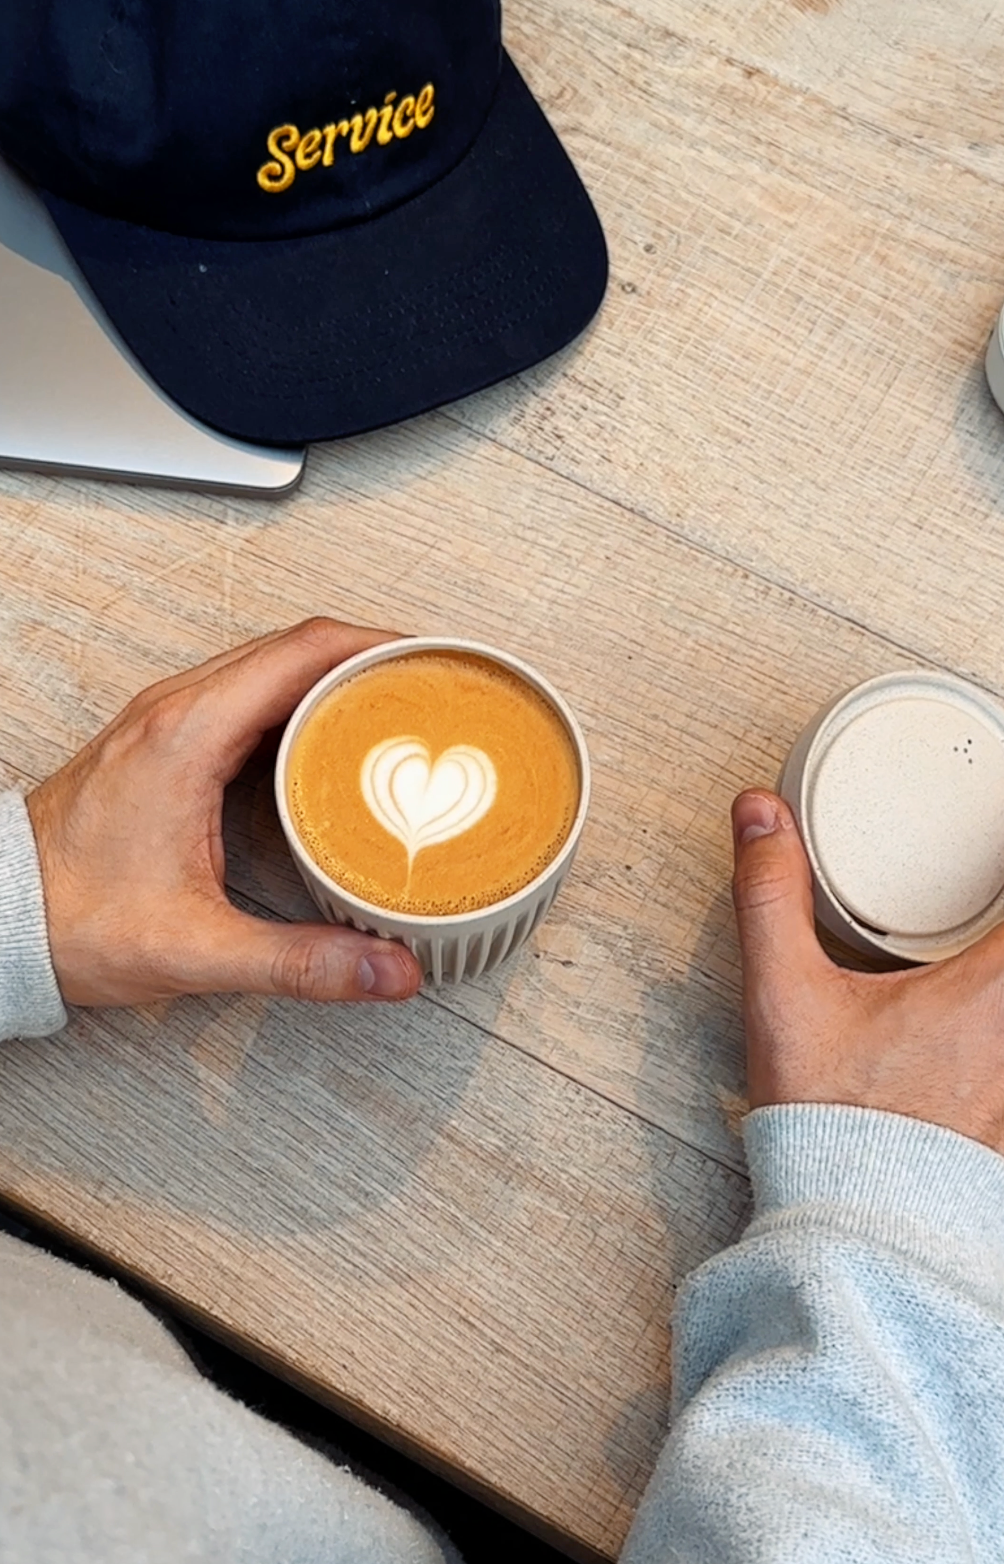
[205, 911, 423, 1002]
[731, 790, 827, 998]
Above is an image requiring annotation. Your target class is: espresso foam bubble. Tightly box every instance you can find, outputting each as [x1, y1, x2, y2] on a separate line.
[287, 652, 580, 916]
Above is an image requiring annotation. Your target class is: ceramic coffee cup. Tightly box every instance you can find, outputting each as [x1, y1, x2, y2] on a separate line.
[778, 670, 1004, 963]
[275, 636, 591, 985]
[985, 303, 1004, 417]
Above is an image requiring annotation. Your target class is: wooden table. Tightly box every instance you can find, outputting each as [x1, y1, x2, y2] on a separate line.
[3, 1, 1004, 1557]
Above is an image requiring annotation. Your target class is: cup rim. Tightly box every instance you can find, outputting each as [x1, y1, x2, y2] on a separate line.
[274, 635, 592, 928]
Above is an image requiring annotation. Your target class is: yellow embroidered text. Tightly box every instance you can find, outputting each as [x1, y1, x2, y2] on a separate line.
[257, 84, 436, 194]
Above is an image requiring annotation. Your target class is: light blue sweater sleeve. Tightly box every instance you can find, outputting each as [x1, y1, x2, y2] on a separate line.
[0, 790, 67, 1038]
[622, 1103, 1004, 1564]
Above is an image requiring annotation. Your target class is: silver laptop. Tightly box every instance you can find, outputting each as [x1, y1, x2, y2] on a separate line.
[0, 156, 305, 495]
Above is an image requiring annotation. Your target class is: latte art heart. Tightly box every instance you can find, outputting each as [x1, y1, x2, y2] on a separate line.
[287, 652, 582, 915]
[361, 737, 498, 870]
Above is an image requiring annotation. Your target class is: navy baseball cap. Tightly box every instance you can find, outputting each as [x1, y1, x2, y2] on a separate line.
[0, 2, 608, 445]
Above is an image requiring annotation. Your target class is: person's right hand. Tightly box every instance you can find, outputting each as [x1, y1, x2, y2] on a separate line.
[27, 618, 423, 1010]
[731, 788, 1004, 1156]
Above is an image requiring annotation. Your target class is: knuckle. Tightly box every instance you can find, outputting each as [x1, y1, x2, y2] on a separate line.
[732, 861, 794, 913]
[133, 689, 192, 749]
[122, 669, 182, 715]
[271, 936, 336, 1002]
[295, 615, 342, 650]
[118, 688, 157, 725]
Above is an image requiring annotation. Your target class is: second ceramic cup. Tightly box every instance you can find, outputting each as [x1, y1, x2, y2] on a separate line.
[779, 669, 1004, 963]
[275, 637, 591, 985]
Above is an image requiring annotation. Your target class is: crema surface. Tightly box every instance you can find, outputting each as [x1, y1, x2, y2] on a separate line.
[287, 652, 580, 915]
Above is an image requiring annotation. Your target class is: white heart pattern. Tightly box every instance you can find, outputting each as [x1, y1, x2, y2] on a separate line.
[361, 736, 497, 871]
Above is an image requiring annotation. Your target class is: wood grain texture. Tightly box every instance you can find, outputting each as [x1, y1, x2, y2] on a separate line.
[0, 998, 749, 1561]
[610, 0, 1004, 181]
[467, 0, 1004, 686]
[1, 0, 1003, 1554]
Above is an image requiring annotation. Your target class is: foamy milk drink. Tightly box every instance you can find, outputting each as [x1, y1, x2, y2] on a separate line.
[276, 638, 590, 984]
[779, 671, 1004, 963]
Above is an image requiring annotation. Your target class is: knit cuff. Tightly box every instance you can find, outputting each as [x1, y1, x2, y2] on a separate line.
[0, 792, 68, 1039]
[744, 1103, 1004, 1288]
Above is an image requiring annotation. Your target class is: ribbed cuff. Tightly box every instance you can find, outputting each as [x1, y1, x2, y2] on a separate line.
[744, 1103, 1004, 1288]
[0, 792, 67, 1039]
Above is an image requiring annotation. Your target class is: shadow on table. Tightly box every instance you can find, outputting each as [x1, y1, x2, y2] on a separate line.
[953, 338, 1004, 517]
[0, 743, 510, 1241]
[600, 884, 752, 1507]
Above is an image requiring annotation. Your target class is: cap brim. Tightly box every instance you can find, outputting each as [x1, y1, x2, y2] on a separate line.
[40, 54, 608, 446]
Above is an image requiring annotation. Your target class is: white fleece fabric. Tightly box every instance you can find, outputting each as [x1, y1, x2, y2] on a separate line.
[0, 1231, 460, 1564]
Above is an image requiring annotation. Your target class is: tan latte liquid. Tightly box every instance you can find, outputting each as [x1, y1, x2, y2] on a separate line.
[287, 652, 580, 915]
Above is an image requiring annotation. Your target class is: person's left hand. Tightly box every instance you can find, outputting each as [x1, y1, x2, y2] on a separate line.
[27, 618, 423, 1008]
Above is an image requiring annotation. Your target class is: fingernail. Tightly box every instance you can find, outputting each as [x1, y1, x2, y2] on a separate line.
[733, 792, 781, 845]
[358, 952, 413, 999]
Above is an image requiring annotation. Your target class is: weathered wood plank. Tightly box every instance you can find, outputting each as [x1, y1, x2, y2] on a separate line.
[582, 0, 1004, 183]
[460, 0, 1004, 689]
